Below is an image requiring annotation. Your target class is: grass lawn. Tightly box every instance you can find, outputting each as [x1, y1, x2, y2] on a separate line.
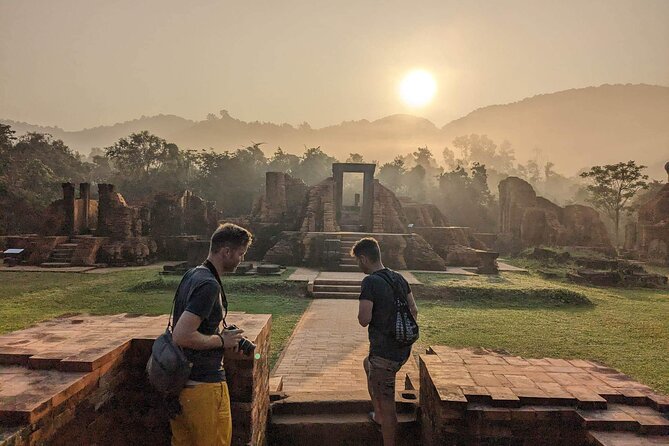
[0, 267, 310, 368]
[412, 270, 669, 394]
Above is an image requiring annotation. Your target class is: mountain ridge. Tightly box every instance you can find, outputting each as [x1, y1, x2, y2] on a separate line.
[2, 83, 668, 178]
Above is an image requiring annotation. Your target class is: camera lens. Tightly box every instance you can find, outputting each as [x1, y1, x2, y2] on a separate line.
[238, 337, 256, 356]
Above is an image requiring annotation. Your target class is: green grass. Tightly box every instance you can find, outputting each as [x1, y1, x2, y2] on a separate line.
[412, 270, 669, 393]
[0, 268, 310, 368]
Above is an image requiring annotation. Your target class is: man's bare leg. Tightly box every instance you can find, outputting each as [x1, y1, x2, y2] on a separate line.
[364, 357, 383, 424]
[378, 397, 397, 446]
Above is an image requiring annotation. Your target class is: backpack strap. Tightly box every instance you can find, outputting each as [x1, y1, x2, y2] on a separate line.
[375, 269, 409, 304]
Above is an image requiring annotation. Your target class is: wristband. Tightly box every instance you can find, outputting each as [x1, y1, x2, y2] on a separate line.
[216, 332, 225, 348]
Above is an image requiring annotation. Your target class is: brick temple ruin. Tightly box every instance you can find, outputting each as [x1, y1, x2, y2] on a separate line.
[625, 162, 669, 266]
[1, 161, 668, 273]
[0, 183, 220, 267]
[239, 163, 497, 273]
[1, 314, 668, 446]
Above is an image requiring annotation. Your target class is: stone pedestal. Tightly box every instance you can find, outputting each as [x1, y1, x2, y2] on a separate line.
[475, 249, 499, 274]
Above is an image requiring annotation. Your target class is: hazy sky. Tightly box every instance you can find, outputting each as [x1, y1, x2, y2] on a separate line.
[1, 0, 668, 130]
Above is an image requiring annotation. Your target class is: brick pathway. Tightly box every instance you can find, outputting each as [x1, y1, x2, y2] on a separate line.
[272, 299, 415, 393]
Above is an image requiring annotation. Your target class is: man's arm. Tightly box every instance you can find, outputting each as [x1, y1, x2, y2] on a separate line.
[358, 300, 373, 327]
[406, 291, 418, 320]
[173, 311, 243, 350]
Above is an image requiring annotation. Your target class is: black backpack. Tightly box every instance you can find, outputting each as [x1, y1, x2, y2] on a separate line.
[377, 270, 419, 347]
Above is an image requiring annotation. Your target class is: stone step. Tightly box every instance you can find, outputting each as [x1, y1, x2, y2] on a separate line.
[58, 243, 79, 248]
[50, 252, 73, 257]
[587, 431, 669, 446]
[269, 412, 418, 446]
[40, 262, 73, 267]
[339, 264, 360, 272]
[51, 248, 75, 254]
[578, 405, 669, 435]
[312, 291, 360, 299]
[339, 258, 357, 265]
[313, 285, 361, 293]
[270, 390, 418, 416]
[313, 279, 363, 286]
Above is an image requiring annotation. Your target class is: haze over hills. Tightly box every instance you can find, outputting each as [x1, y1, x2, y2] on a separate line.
[2, 84, 668, 178]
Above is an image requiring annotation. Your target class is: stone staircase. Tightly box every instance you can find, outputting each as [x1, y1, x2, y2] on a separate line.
[338, 233, 361, 271]
[582, 404, 669, 445]
[41, 235, 91, 267]
[311, 277, 361, 299]
[269, 390, 420, 446]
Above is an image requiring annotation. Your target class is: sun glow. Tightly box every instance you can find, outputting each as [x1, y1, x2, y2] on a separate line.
[399, 69, 437, 107]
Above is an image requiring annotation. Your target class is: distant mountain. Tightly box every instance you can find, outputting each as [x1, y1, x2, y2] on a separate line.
[441, 84, 669, 178]
[1, 114, 194, 152]
[2, 84, 668, 178]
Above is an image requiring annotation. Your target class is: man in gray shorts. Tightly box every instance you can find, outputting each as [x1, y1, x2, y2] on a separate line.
[352, 237, 418, 446]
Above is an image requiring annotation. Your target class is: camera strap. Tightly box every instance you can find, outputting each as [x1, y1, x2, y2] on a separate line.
[202, 259, 229, 327]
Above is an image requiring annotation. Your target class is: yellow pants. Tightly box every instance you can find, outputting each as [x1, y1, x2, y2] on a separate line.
[170, 381, 232, 446]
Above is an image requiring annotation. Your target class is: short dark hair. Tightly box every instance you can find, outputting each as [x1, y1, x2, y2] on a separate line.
[210, 223, 253, 253]
[351, 237, 381, 262]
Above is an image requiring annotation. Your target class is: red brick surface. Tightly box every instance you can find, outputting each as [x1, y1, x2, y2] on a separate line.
[0, 312, 271, 446]
[419, 346, 669, 446]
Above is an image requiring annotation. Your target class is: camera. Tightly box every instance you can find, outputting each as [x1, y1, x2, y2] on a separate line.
[224, 324, 256, 356]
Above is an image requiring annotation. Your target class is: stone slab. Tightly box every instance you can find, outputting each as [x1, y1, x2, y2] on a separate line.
[286, 267, 319, 282]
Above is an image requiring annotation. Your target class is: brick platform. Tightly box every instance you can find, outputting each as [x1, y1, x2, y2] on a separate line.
[420, 346, 669, 446]
[0, 312, 271, 446]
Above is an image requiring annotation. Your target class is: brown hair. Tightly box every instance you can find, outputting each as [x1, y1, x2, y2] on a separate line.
[210, 223, 253, 253]
[351, 237, 380, 262]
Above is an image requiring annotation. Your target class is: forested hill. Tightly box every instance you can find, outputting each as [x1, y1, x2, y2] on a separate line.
[441, 84, 669, 177]
[2, 83, 668, 178]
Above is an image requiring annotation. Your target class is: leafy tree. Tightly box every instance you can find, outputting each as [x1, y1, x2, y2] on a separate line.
[346, 153, 364, 163]
[437, 163, 497, 231]
[293, 147, 337, 186]
[195, 144, 268, 215]
[580, 161, 649, 244]
[451, 134, 516, 173]
[0, 124, 16, 149]
[0, 128, 91, 234]
[104, 131, 173, 177]
[268, 148, 300, 174]
[378, 156, 407, 194]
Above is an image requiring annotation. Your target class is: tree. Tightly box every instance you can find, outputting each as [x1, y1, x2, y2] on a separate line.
[378, 156, 406, 194]
[437, 163, 497, 231]
[293, 147, 337, 185]
[267, 148, 300, 174]
[580, 161, 649, 245]
[104, 131, 173, 177]
[346, 153, 364, 163]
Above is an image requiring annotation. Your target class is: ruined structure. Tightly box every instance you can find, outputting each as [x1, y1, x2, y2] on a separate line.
[498, 176, 613, 254]
[255, 163, 491, 271]
[625, 162, 669, 265]
[1, 183, 218, 267]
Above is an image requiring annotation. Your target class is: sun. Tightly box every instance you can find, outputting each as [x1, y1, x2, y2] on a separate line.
[399, 69, 437, 107]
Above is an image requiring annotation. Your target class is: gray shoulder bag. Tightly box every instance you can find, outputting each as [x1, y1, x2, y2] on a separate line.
[146, 277, 193, 395]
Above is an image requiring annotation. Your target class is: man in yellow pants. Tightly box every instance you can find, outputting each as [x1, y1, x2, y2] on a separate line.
[171, 223, 252, 445]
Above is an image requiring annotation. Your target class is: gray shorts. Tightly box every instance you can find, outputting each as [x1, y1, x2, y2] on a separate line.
[363, 355, 405, 400]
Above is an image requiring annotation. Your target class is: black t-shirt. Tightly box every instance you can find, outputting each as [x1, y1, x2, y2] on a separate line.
[359, 268, 412, 363]
[173, 265, 226, 382]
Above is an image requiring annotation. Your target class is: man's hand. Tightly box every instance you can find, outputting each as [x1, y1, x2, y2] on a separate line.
[221, 328, 244, 351]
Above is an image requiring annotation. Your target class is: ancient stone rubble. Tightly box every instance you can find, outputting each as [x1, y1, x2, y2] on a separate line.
[498, 176, 613, 254]
[625, 162, 669, 265]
